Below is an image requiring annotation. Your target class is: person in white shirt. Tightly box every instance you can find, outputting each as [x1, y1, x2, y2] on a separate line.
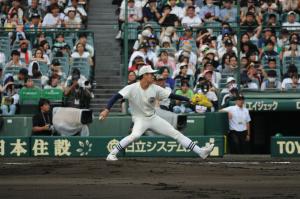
[64, 9, 82, 28]
[169, 0, 184, 20]
[0, 52, 6, 65]
[282, 11, 300, 31]
[100, 65, 214, 161]
[181, 5, 202, 28]
[220, 94, 251, 154]
[64, 0, 87, 22]
[71, 42, 93, 66]
[42, 4, 64, 28]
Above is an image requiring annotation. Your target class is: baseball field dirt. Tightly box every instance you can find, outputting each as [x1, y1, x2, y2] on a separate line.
[0, 155, 299, 199]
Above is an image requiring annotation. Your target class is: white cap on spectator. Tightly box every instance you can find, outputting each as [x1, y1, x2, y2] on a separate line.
[141, 29, 152, 38]
[200, 44, 209, 52]
[161, 36, 171, 44]
[226, 77, 236, 84]
[205, 49, 217, 55]
[288, 11, 296, 15]
[138, 65, 158, 76]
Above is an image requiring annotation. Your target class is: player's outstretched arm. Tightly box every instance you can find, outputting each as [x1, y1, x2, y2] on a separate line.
[168, 93, 190, 102]
[99, 93, 123, 120]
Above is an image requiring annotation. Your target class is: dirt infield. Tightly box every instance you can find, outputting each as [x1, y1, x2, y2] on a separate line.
[0, 155, 300, 199]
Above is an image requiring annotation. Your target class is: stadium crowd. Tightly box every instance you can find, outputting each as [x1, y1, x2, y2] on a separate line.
[0, 0, 94, 116]
[114, 0, 300, 113]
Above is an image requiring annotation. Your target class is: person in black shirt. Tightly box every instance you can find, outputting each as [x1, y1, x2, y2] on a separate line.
[158, 5, 179, 27]
[32, 98, 54, 136]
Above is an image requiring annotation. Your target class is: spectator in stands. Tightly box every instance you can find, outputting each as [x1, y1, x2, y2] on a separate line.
[181, 5, 202, 28]
[261, 70, 281, 90]
[25, 13, 42, 30]
[285, 73, 300, 89]
[127, 70, 137, 84]
[240, 57, 249, 70]
[64, 67, 92, 108]
[23, 76, 38, 88]
[282, 64, 298, 89]
[46, 0, 64, 13]
[194, 78, 218, 111]
[142, 0, 161, 23]
[5, 50, 26, 68]
[14, 68, 28, 83]
[278, 29, 290, 51]
[159, 66, 175, 90]
[169, 0, 184, 20]
[260, 40, 278, 60]
[241, 11, 259, 28]
[183, 0, 200, 16]
[158, 5, 179, 27]
[174, 63, 192, 85]
[0, 75, 19, 116]
[18, 40, 32, 65]
[217, 22, 237, 48]
[281, 0, 299, 12]
[32, 98, 55, 136]
[52, 33, 70, 56]
[49, 59, 67, 81]
[128, 56, 144, 74]
[240, 63, 262, 89]
[71, 42, 93, 66]
[28, 61, 42, 79]
[133, 29, 152, 51]
[0, 51, 6, 65]
[128, 41, 151, 68]
[176, 44, 197, 69]
[261, 0, 278, 13]
[220, 94, 251, 154]
[74, 33, 94, 57]
[154, 50, 176, 71]
[220, 0, 237, 23]
[198, 0, 220, 22]
[173, 81, 194, 113]
[8, 0, 24, 25]
[283, 39, 300, 57]
[265, 57, 277, 69]
[40, 40, 53, 61]
[44, 75, 64, 90]
[282, 11, 300, 31]
[240, 0, 262, 24]
[64, 0, 87, 24]
[42, 4, 64, 28]
[179, 27, 194, 45]
[265, 13, 278, 28]
[32, 48, 50, 64]
[155, 74, 172, 111]
[218, 39, 237, 59]
[222, 54, 238, 75]
[221, 77, 237, 94]
[64, 8, 82, 28]
[160, 26, 179, 46]
[241, 41, 258, 59]
[24, 0, 45, 23]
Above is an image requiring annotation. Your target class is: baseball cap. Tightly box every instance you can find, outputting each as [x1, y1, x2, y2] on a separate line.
[288, 11, 296, 15]
[226, 77, 236, 84]
[138, 65, 158, 76]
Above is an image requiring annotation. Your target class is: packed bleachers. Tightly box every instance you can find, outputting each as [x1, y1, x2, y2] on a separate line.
[0, 0, 94, 115]
[114, 0, 300, 113]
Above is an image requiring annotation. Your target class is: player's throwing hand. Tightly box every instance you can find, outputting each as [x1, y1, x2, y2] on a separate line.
[99, 109, 109, 120]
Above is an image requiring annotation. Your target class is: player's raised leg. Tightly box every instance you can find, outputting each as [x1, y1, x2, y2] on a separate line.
[107, 118, 149, 161]
[150, 115, 214, 159]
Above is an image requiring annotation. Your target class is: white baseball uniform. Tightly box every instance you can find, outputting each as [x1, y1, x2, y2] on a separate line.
[109, 82, 204, 156]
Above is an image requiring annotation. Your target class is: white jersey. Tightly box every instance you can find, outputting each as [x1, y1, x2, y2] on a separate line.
[119, 82, 171, 118]
[223, 105, 251, 132]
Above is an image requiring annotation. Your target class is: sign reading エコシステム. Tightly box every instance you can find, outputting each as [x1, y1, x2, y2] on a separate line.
[0, 136, 224, 157]
[271, 137, 300, 157]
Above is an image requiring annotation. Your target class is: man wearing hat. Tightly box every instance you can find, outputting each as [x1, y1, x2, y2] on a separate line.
[175, 44, 197, 67]
[221, 94, 251, 154]
[24, 0, 44, 23]
[218, 39, 237, 58]
[282, 11, 300, 31]
[100, 65, 214, 161]
[128, 41, 149, 67]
